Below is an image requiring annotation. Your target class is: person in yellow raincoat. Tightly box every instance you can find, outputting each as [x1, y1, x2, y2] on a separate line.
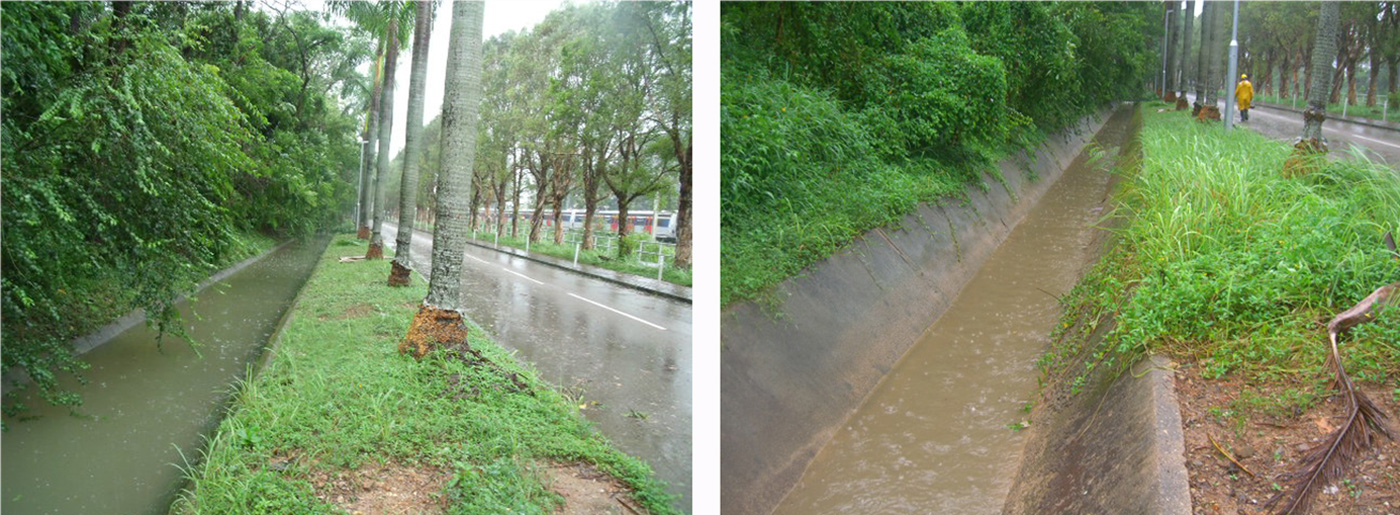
[1235, 74, 1254, 122]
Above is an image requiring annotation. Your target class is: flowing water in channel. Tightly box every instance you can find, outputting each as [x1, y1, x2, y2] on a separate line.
[774, 107, 1140, 514]
[2, 238, 328, 515]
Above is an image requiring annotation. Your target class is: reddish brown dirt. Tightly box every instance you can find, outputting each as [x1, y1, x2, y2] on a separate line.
[545, 462, 650, 515]
[1175, 369, 1400, 514]
[400, 305, 469, 359]
[301, 456, 648, 515]
[1283, 139, 1328, 178]
[310, 461, 449, 515]
[388, 260, 412, 287]
[1176, 96, 1190, 111]
[319, 303, 373, 321]
[365, 242, 384, 260]
[1165, 91, 1179, 102]
[1198, 105, 1223, 122]
[357, 226, 370, 239]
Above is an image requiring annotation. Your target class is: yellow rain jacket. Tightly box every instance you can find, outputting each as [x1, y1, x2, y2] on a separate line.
[1235, 79, 1254, 110]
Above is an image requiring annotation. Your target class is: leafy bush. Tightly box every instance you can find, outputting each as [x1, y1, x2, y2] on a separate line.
[720, 2, 1159, 306]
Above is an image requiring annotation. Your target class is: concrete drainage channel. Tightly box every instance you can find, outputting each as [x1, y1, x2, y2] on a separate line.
[721, 104, 1190, 514]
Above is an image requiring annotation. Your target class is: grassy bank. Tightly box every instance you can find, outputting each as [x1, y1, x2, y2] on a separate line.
[1044, 102, 1400, 412]
[174, 235, 675, 514]
[1255, 93, 1400, 124]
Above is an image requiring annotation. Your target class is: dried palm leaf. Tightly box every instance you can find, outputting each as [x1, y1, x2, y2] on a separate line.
[1267, 283, 1397, 515]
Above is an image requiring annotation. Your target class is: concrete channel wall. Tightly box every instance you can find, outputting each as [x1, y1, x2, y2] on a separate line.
[720, 109, 1112, 515]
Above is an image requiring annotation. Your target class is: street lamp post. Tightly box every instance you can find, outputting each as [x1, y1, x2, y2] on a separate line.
[1224, 0, 1240, 131]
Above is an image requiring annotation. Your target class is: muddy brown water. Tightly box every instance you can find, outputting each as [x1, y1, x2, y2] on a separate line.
[772, 107, 1140, 514]
[1, 238, 327, 515]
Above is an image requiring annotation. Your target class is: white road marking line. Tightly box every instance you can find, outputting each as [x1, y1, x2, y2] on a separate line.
[501, 267, 543, 285]
[1253, 108, 1400, 150]
[568, 293, 667, 331]
[465, 254, 489, 264]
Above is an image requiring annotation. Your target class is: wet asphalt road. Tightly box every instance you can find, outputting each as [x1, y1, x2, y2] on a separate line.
[1188, 94, 1400, 166]
[383, 222, 693, 511]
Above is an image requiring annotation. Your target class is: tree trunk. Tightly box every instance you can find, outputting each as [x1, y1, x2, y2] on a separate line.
[615, 200, 631, 258]
[360, 52, 385, 239]
[673, 133, 692, 269]
[391, 0, 434, 286]
[369, 19, 400, 260]
[1301, 1, 1340, 147]
[420, 0, 483, 316]
[582, 204, 597, 251]
[1367, 48, 1380, 107]
[1165, 2, 1179, 96]
[1194, 0, 1214, 109]
[510, 161, 522, 238]
[551, 202, 565, 245]
[1180, 0, 1195, 94]
[1205, 1, 1226, 106]
[1346, 61, 1356, 106]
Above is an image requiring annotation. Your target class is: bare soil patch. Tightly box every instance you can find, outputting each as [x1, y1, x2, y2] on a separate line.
[545, 462, 649, 515]
[1176, 369, 1400, 514]
[317, 303, 374, 321]
[309, 461, 449, 515]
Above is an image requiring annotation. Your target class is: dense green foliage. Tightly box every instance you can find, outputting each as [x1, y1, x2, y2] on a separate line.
[720, 2, 1159, 306]
[175, 236, 675, 514]
[1047, 106, 1400, 402]
[3, 2, 368, 412]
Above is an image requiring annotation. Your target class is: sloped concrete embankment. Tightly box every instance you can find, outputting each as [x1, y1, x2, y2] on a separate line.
[720, 110, 1110, 515]
[1002, 108, 1189, 515]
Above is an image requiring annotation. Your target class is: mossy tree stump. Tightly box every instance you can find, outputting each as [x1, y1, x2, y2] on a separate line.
[400, 305, 470, 359]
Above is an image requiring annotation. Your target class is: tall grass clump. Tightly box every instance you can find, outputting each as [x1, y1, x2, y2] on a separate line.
[1109, 107, 1400, 380]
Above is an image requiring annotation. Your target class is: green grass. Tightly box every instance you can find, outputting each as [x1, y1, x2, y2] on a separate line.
[173, 234, 676, 515]
[1254, 93, 1400, 124]
[1043, 102, 1400, 414]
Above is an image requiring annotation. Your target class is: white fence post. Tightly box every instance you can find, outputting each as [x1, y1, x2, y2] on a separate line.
[657, 252, 664, 281]
[573, 243, 581, 267]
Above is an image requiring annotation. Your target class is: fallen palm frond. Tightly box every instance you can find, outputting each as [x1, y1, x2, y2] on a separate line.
[1267, 282, 1397, 515]
[1208, 433, 1255, 477]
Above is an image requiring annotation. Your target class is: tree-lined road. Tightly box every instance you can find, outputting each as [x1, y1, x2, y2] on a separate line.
[385, 221, 692, 509]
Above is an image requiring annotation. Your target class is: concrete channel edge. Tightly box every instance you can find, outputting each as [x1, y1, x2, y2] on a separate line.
[720, 106, 1117, 515]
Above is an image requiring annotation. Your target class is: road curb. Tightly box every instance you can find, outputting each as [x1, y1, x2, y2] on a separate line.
[1254, 101, 1400, 132]
[462, 239, 693, 304]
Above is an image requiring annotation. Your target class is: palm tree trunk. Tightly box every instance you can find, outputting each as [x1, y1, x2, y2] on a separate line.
[1178, 0, 1195, 94]
[1301, 1, 1340, 144]
[359, 52, 384, 239]
[390, 0, 433, 287]
[404, 0, 484, 360]
[1194, 0, 1214, 112]
[369, 19, 400, 259]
